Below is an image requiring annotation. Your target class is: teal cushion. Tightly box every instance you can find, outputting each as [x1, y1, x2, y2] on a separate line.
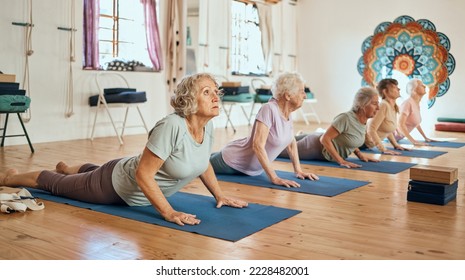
[254, 94, 272, 103]
[221, 93, 253, 102]
[0, 95, 31, 112]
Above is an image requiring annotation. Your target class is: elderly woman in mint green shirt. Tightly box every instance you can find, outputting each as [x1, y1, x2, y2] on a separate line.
[0, 73, 248, 226]
[279, 86, 380, 168]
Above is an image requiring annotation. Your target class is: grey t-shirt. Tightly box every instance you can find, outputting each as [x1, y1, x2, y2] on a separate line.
[322, 111, 366, 161]
[112, 113, 214, 206]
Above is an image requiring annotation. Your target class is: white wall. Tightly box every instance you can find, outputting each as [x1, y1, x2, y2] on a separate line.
[0, 0, 171, 145]
[297, 0, 465, 134]
[3, 0, 463, 148]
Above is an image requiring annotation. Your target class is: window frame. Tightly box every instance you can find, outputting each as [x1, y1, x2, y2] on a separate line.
[83, 0, 163, 71]
[230, 0, 268, 77]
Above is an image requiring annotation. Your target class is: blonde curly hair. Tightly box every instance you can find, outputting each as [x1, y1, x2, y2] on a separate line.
[171, 73, 218, 117]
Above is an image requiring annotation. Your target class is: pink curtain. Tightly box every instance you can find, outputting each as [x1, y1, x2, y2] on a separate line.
[83, 0, 100, 70]
[141, 0, 163, 71]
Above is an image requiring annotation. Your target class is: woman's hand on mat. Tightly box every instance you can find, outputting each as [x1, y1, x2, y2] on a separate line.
[339, 160, 362, 168]
[394, 145, 410, 151]
[382, 149, 401, 155]
[357, 153, 380, 163]
[216, 196, 248, 209]
[413, 141, 430, 146]
[425, 137, 437, 142]
[166, 211, 201, 226]
[271, 176, 301, 188]
[295, 171, 319, 181]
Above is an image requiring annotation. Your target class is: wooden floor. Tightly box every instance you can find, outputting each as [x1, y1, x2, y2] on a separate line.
[1, 122, 464, 260]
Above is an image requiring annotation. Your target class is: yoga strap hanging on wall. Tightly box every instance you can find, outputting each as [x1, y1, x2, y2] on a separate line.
[63, 0, 76, 118]
[21, 0, 34, 123]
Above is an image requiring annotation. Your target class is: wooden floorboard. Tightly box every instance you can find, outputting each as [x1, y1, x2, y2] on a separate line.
[1, 122, 464, 260]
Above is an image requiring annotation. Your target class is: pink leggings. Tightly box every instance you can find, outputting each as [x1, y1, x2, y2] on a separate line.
[36, 159, 126, 205]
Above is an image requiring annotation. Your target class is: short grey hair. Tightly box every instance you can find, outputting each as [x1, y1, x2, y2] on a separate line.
[406, 78, 420, 96]
[351, 87, 378, 112]
[271, 72, 305, 99]
[171, 73, 218, 117]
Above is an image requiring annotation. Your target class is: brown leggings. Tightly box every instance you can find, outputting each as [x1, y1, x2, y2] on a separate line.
[36, 159, 127, 205]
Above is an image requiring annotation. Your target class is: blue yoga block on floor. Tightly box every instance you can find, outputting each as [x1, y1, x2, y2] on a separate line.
[408, 180, 459, 195]
[407, 190, 457, 205]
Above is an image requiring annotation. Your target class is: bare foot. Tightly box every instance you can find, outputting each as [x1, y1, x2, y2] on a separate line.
[55, 161, 69, 174]
[55, 161, 81, 175]
[0, 169, 18, 185]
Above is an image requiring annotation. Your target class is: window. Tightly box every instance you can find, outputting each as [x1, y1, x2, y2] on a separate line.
[83, 0, 162, 71]
[99, 0, 151, 69]
[231, 1, 267, 76]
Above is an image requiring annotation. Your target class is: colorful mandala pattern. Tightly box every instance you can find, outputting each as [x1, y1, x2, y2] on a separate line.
[357, 15, 455, 108]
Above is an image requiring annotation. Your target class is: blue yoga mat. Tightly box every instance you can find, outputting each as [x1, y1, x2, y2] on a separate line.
[27, 189, 300, 242]
[362, 147, 447, 159]
[216, 170, 370, 197]
[276, 158, 416, 174]
[395, 139, 465, 148]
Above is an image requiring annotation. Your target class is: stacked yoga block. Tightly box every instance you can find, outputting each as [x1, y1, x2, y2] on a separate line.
[407, 165, 458, 205]
[220, 82, 253, 102]
[254, 85, 273, 103]
[0, 74, 31, 112]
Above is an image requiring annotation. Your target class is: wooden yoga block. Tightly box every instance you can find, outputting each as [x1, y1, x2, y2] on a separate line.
[0, 74, 16, 83]
[221, 81, 241, 87]
[409, 165, 458, 185]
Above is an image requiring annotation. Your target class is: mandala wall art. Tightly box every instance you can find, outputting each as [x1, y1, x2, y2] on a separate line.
[357, 15, 455, 108]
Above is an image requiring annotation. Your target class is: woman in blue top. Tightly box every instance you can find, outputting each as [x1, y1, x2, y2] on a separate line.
[1, 73, 248, 226]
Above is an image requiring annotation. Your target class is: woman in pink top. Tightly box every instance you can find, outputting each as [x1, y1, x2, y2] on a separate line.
[210, 72, 319, 188]
[394, 78, 434, 146]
